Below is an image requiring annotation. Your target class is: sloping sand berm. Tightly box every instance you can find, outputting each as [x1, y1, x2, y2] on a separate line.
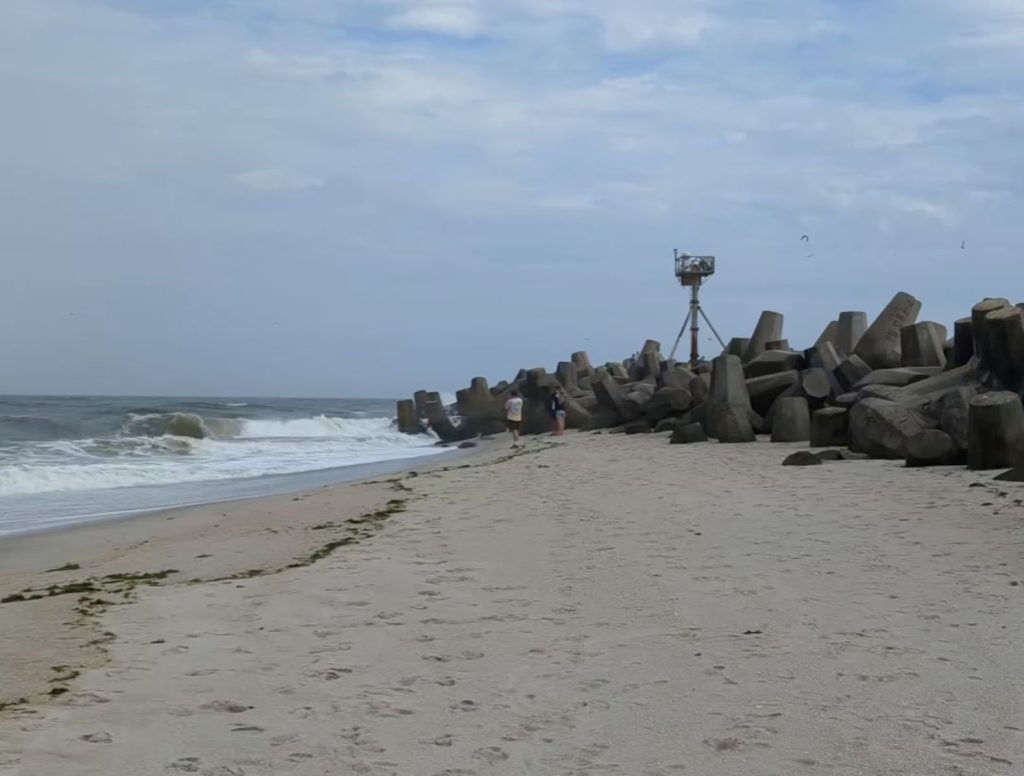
[1, 433, 1022, 775]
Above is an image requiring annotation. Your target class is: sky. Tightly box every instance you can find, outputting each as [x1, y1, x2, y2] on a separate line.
[1, 0, 1023, 398]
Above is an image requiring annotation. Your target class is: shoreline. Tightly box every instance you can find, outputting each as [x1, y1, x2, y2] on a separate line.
[1, 432, 1021, 774]
[0, 437, 502, 709]
[0, 441, 460, 541]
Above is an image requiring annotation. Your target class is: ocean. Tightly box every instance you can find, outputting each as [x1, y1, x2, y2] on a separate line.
[0, 396, 451, 537]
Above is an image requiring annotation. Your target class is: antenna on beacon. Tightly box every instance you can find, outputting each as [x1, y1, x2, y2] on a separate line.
[668, 249, 727, 366]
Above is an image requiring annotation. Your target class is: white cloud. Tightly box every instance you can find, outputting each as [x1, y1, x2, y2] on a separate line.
[387, 6, 482, 38]
[234, 169, 325, 192]
[2, 0, 1024, 394]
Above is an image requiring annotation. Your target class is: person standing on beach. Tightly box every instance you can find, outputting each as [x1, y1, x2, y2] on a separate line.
[505, 390, 524, 448]
[549, 388, 567, 436]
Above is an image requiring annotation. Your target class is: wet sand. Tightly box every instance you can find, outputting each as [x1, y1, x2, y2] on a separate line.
[1, 432, 1021, 775]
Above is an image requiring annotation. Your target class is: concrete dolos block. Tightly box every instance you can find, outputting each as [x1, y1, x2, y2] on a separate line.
[855, 292, 922, 369]
[836, 311, 868, 355]
[771, 397, 811, 443]
[849, 397, 936, 459]
[967, 391, 1024, 470]
[397, 399, 421, 434]
[810, 407, 848, 447]
[742, 311, 784, 363]
[901, 322, 947, 368]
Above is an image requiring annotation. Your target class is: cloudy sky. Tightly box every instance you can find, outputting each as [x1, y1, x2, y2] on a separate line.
[2, 0, 1022, 397]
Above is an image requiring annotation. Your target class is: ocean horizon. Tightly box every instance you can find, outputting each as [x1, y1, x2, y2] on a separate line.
[0, 394, 454, 537]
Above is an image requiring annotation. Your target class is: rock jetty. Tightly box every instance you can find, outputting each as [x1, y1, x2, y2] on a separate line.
[399, 292, 1024, 472]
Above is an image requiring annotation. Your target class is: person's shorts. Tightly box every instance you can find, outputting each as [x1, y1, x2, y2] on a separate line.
[555, 410, 566, 418]
[507, 419, 521, 431]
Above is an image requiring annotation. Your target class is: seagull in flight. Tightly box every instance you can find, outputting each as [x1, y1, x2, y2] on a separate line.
[800, 234, 809, 242]
[961, 241, 966, 249]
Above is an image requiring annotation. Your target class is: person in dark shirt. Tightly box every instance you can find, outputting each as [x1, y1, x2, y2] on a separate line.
[549, 388, 567, 436]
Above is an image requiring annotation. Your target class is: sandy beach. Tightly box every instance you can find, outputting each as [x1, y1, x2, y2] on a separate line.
[1, 432, 1022, 775]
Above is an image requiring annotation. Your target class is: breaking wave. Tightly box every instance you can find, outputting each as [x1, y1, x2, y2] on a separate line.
[0, 411, 440, 497]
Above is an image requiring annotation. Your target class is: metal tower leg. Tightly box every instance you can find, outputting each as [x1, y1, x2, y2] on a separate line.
[668, 309, 693, 361]
[698, 307, 728, 351]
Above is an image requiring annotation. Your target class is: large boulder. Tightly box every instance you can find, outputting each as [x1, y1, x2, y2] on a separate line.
[849, 397, 937, 459]
[967, 391, 1024, 470]
[901, 322, 947, 368]
[905, 430, 960, 467]
[743, 311, 784, 363]
[783, 450, 822, 466]
[810, 407, 848, 447]
[855, 292, 922, 369]
[771, 397, 811, 443]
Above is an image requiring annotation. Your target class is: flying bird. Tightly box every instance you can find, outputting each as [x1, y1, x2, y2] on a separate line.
[800, 234, 809, 242]
[961, 241, 966, 249]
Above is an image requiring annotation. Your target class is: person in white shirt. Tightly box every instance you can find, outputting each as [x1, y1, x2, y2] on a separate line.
[505, 390, 524, 448]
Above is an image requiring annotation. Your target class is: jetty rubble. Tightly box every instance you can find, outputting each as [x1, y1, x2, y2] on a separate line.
[401, 292, 1024, 472]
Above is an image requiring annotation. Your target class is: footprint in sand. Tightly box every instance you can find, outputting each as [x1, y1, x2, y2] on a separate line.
[201, 701, 253, 714]
[308, 668, 353, 681]
[452, 700, 479, 712]
[167, 757, 202, 772]
[63, 692, 111, 707]
[473, 747, 509, 764]
[80, 732, 112, 744]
